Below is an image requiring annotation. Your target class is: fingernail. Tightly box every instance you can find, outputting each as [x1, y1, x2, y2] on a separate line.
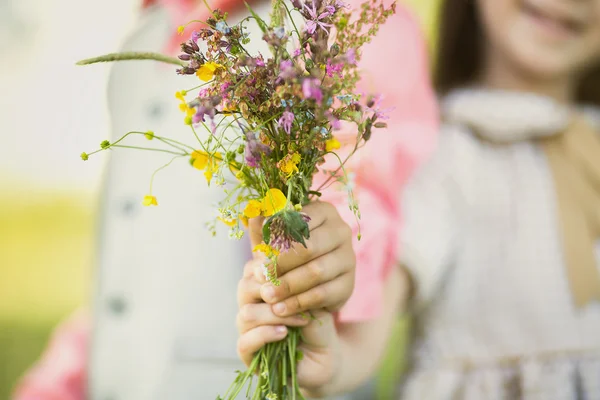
[273, 303, 286, 315]
[275, 326, 287, 334]
[262, 285, 276, 302]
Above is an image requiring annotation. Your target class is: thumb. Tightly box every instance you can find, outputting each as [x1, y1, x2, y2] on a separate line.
[248, 216, 265, 251]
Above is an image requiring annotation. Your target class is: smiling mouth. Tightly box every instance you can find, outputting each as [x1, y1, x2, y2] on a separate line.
[521, 0, 586, 37]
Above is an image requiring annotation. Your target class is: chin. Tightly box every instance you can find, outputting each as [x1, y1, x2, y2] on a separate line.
[504, 33, 577, 81]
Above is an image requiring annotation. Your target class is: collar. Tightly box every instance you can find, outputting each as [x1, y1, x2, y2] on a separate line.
[441, 88, 600, 143]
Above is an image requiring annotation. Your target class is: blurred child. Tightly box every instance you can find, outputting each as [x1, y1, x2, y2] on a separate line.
[237, 0, 600, 398]
[13, 0, 437, 398]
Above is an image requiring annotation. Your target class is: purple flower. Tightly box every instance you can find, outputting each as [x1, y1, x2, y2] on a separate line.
[366, 94, 394, 121]
[345, 49, 357, 65]
[191, 30, 201, 42]
[220, 81, 232, 97]
[269, 213, 311, 253]
[278, 111, 295, 134]
[193, 105, 216, 124]
[325, 60, 343, 77]
[198, 88, 209, 98]
[244, 131, 271, 168]
[302, 78, 323, 103]
[293, 48, 302, 58]
[279, 60, 296, 80]
[303, 0, 333, 34]
[328, 113, 341, 130]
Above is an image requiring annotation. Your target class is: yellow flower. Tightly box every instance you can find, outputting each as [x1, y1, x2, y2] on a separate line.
[80, 152, 89, 161]
[222, 104, 235, 116]
[190, 150, 222, 183]
[145, 130, 154, 140]
[191, 150, 209, 170]
[142, 195, 158, 206]
[175, 90, 187, 102]
[244, 200, 262, 218]
[177, 25, 185, 35]
[218, 217, 237, 227]
[196, 62, 223, 81]
[326, 137, 341, 152]
[261, 188, 287, 217]
[184, 115, 193, 125]
[253, 243, 280, 258]
[278, 152, 301, 178]
[240, 216, 249, 227]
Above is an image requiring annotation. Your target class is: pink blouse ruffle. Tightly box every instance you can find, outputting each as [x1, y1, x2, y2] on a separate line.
[318, 1, 438, 322]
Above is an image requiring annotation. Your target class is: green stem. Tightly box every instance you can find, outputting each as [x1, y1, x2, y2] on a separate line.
[76, 52, 184, 67]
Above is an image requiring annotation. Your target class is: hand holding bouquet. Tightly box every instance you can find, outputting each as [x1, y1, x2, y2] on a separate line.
[79, 0, 395, 398]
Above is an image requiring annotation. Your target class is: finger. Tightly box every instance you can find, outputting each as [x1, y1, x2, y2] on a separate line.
[276, 217, 352, 276]
[236, 303, 309, 334]
[248, 216, 265, 251]
[237, 276, 263, 307]
[269, 271, 356, 317]
[260, 244, 355, 305]
[237, 325, 288, 367]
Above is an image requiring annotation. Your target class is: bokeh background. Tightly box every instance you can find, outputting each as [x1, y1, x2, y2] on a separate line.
[0, 0, 440, 397]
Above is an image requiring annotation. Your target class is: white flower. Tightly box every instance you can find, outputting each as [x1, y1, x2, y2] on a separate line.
[262, 264, 270, 280]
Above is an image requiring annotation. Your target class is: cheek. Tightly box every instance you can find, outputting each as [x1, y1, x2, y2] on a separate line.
[478, 0, 600, 79]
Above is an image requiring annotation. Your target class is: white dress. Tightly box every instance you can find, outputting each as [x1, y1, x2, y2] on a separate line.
[398, 89, 600, 400]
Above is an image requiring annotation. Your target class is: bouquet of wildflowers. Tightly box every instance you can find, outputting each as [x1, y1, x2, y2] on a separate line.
[79, 0, 394, 398]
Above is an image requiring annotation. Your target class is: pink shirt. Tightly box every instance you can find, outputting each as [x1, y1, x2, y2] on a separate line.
[13, 1, 437, 397]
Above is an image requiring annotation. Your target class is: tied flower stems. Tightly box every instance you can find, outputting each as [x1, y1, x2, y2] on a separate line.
[77, 0, 396, 398]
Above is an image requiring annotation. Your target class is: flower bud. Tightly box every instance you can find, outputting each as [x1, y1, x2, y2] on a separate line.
[330, 44, 340, 57]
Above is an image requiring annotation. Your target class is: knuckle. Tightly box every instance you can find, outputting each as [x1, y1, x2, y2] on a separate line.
[243, 260, 256, 277]
[239, 303, 255, 324]
[312, 286, 326, 305]
[280, 279, 292, 297]
[307, 259, 325, 281]
[237, 337, 248, 357]
[292, 296, 303, 313]
[340, 222, 353, 241]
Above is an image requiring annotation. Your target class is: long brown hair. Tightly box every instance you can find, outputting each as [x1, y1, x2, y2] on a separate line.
[433, 0, 600, 106]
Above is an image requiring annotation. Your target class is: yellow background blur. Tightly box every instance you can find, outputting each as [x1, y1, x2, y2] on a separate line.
[0, 0, 440, 397]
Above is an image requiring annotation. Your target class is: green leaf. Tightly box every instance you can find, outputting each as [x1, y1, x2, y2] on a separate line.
[245, 2, 268, 33]
[283, 211, 310, 248]
[262, 217, 273, 245]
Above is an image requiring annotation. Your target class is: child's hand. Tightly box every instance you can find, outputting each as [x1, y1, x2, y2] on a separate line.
[243, 201, 356, 317]
[237, 306, 340, 395]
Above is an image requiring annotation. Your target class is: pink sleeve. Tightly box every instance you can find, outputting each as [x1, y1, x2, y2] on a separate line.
[316, 3, 439, 322]
[13, 310, 90, 400]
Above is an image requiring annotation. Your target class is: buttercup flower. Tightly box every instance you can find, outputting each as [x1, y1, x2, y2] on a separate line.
[142, 195, 158, 206]
[261, 188, 287, 217]
[326, 137, 341, 152]
[218, 217, 237, 227]
[196, 62, 223, 81]
[191, 150, 210, 170]
[277, 152, 301, 178]
[253, 243, 280, 257]
[244, 200, 262, 218]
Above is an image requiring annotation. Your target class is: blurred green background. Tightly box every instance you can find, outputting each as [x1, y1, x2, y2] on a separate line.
[0, 0, 440, 398]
